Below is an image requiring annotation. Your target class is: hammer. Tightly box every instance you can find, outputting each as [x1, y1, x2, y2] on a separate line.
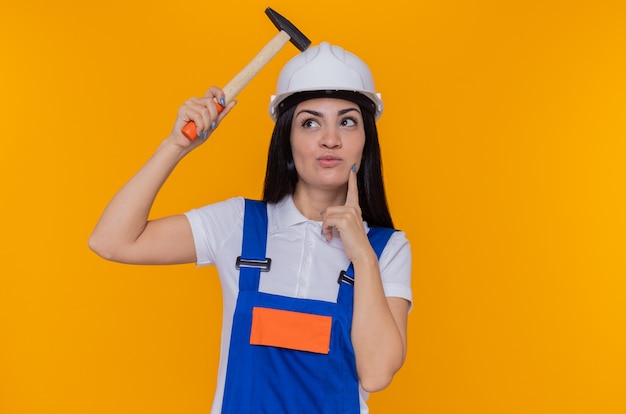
[182, 7, 311, 140]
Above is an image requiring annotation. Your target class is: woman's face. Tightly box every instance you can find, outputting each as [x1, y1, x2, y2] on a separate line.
[290, 98, 365, 193]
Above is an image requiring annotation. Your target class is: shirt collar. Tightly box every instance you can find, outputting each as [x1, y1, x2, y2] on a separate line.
[270, 195, 370, 234]
[271, 195, 314, 230]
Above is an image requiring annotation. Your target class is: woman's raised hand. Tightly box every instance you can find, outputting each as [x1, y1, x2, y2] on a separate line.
[169, 86, 236, 148]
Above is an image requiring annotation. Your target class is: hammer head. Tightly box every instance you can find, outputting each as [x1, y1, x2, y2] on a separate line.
[265, 7, 311, 52]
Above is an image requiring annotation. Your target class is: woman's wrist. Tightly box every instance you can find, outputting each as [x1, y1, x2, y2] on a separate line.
[158, 135, 194, 162]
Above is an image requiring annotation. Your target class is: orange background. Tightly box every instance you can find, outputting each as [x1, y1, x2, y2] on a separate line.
[2, 0, 626, 413]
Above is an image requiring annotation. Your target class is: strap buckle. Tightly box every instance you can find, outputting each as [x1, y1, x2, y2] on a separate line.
[337, 270, 354, 286]
[235, 256, 272, 272]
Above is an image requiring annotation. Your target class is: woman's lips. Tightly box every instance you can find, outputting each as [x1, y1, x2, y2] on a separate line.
[317, 155, 343, 168]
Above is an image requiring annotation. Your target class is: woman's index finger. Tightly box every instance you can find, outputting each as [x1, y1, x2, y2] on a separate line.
[344, 165, 359, 207]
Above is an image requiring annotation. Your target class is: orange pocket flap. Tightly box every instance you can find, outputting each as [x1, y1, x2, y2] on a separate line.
[250, 307, 332, 354]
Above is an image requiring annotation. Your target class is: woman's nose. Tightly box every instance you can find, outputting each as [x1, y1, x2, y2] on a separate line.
[321, 127, 341, 148]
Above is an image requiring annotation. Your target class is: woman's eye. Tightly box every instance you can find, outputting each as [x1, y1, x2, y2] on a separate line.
[301, 119, 320, 128]
[341, 118, 357, 127]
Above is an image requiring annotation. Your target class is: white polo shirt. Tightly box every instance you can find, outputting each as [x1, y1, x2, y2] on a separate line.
[185, 195, 412, 414]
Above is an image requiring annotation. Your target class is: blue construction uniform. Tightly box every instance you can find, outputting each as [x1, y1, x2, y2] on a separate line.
[221, 199, 394, 413]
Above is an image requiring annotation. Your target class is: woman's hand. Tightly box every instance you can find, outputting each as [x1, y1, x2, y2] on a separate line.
[168, 86, 236, 149]
[321, 165, 374, 263]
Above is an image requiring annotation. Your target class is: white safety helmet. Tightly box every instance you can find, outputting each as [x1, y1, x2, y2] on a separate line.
[269, 42, 384, 121]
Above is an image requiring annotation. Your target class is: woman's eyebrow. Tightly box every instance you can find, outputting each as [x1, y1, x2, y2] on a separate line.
[338, 107, 361, 116]
[296, 109, 323, 117]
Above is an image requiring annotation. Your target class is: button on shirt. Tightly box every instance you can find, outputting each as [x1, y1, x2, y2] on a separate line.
[185, 196, 412, 414]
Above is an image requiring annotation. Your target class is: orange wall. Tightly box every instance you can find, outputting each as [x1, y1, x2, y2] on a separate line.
[2, 1, 626, 413]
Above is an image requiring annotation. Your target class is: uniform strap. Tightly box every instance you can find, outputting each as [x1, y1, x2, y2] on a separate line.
[337, 227, 396, 306]
[237, 199, 269, 292]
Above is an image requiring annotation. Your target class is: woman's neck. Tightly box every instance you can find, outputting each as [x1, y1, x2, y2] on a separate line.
[292, 185, 347, 220]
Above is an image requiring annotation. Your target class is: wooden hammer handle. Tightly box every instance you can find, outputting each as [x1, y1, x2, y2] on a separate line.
[182, 30, 291, 140]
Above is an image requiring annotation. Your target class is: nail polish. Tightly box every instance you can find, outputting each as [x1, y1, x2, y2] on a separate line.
[219, 97, 226, 107]
[210, 121, 217, 130]
[351, 164, 357, 173]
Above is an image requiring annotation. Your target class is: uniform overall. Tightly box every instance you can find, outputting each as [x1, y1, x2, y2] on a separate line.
[221, 199, 395, 413]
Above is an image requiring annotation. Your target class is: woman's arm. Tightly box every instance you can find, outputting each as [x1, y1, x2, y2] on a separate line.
[351, 256, 409, 392]
[321, 168, 409, 392]
[88, 87, 236, 265]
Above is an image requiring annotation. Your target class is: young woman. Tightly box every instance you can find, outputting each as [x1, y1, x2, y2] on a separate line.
[89, 42, 412, 414]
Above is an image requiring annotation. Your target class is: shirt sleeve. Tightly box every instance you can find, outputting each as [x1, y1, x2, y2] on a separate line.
[184, 197, 245, 267]
[378, 231, 413, 310]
